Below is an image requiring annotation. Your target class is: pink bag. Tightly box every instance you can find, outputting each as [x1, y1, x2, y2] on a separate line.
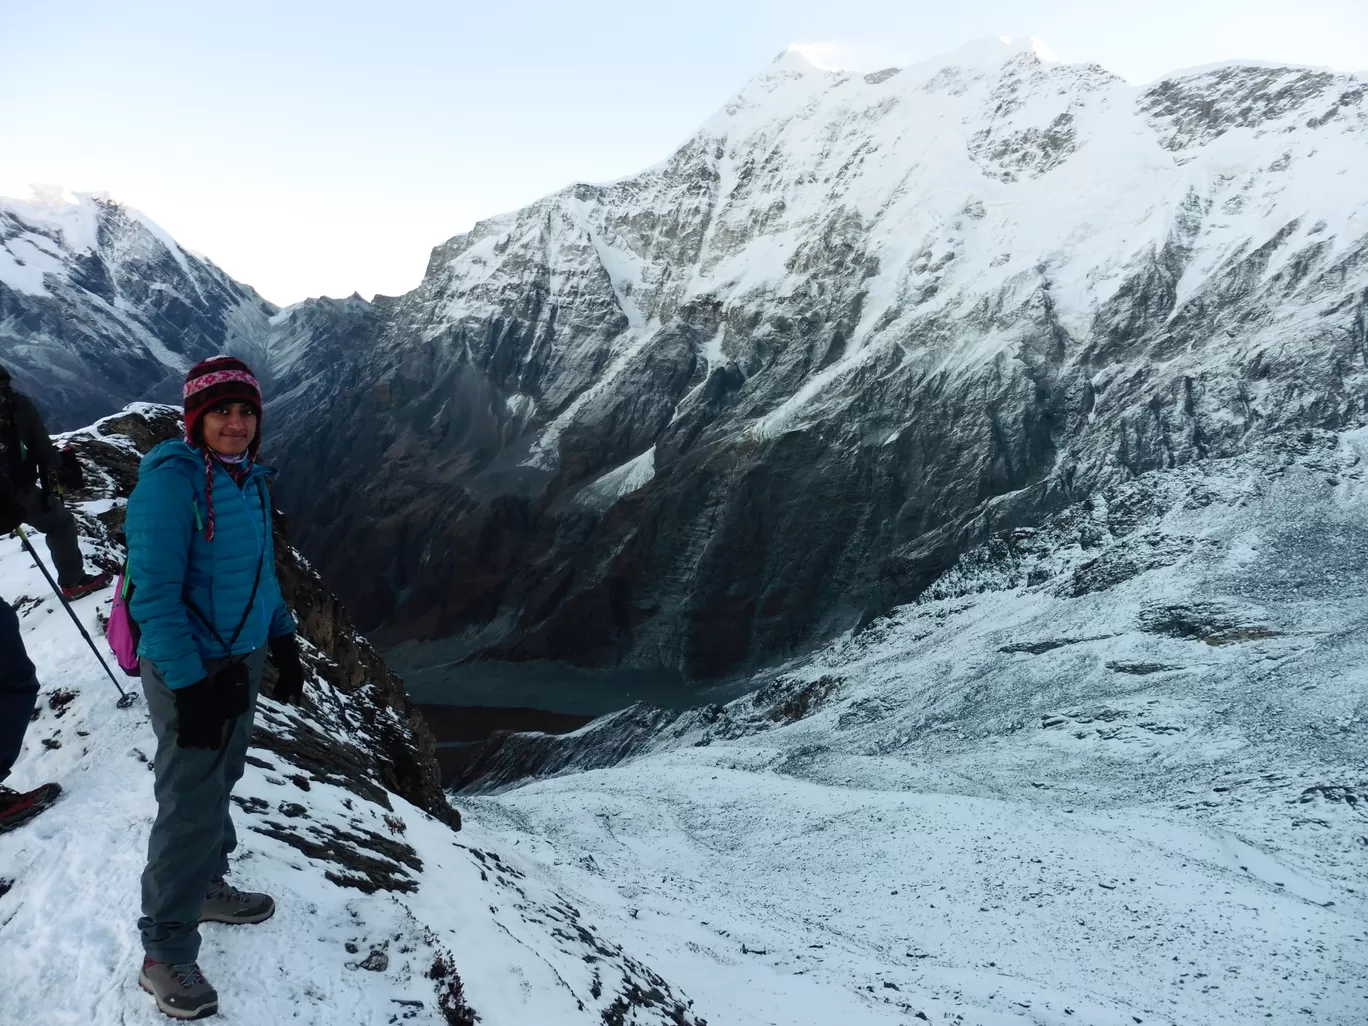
[107, 566, 141, 677]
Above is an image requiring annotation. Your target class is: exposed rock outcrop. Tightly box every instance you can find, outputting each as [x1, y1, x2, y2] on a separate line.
[61, 403, 458, 827]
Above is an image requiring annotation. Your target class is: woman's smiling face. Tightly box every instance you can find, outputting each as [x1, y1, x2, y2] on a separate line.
[202, 402, 257, 456]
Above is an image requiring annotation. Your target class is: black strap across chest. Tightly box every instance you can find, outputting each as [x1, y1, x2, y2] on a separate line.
[184, 481, 270, 659]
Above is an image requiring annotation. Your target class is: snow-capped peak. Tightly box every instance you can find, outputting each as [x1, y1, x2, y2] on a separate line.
[911, 34, 1045, 74]
[772, 45, 822, 73]
[1, 188, 277, 428]
[0, 186, 106, 258]
[781, 35, 1047, 77]
[0, 185, 196, 268]
[1144, 56, 1351, 86]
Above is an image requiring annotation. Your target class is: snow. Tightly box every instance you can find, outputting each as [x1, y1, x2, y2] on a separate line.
[0, 234, 64, 296]
[267, 302, 304, 326]
[0, 491, 700, 1025]
[0, 185, 220, 304]
[2, 186, 104, 253]
[0, 189, 103, 296]
[900, 35, 1048, 77]
[570, 446, 657, 511]
[123, 203, 198, 282]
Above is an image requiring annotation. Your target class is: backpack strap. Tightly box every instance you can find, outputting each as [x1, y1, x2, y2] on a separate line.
[183, 485, 270, 660]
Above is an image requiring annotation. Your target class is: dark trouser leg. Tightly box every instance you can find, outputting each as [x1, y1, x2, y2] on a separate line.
[0, 599, 39, 784]
[216, 655, 263, 879]
[138, 646, 266, 964]
[17, 486, 85, 587]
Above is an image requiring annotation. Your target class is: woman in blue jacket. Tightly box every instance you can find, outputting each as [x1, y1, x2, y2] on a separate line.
[125, 355, 304, 1021]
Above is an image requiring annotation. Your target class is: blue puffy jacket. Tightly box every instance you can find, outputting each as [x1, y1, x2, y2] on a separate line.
[125, 440, 295, 690]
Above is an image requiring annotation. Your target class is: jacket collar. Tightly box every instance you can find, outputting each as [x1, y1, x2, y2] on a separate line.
[143, 439, 276, 483]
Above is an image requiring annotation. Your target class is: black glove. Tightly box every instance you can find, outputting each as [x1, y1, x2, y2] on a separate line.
[269, 634, 305, 705]
[174, 677, 228, 749]
[214, 661, 252, 719]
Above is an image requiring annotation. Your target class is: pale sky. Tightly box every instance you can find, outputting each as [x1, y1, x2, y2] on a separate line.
[4, 0, 1365, 306]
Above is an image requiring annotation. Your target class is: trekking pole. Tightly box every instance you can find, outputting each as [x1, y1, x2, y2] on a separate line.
[15, 526, 136, 708]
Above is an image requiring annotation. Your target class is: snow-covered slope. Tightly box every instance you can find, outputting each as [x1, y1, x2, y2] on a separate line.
[267, 40, 1368, 678]
[0, 188, 277, 429]
[451, 417, 1368, 1025]
[0, 409, 706, 1025]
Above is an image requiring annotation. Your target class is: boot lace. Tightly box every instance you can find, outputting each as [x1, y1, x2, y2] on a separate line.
[207, 878, 249, 905]
[169, 963, 207, 989]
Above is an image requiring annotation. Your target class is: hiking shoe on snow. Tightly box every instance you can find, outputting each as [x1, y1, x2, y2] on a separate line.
[200, 877, 275, 924]
[139, 959, 218, 1020]
[61, 571, 111, 601]
[0, 782, 61, 833]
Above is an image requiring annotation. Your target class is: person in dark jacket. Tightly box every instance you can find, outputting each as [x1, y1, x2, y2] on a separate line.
[0, 480, 62, 833]
[125, 356, 305, 1021]
[0, 364, 109, 599]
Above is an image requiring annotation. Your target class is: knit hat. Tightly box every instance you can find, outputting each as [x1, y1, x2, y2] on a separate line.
[183, 356, 262, 458]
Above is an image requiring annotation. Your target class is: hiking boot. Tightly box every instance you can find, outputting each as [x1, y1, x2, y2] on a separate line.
[139, 959, 218, 1020]
[0, 782, 61, 833]
[200, 877, 275, 924]
[61, 571, 112, 601]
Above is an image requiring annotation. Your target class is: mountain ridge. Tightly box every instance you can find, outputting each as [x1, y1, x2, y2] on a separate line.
[0, 189, 277, 428]
[6, 43, 1367, 684]
[266, 42, 1368, 680]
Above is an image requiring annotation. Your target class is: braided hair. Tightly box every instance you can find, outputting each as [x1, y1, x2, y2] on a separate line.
[182, 356, 262, 541]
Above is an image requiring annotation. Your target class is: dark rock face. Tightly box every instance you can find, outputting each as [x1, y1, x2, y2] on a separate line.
[61, 404, 458, 827]
[271, 513, 459, 828]
[265, 50, 1368, 685]
[0, 193, 275, 430]
[444, 704, 677, 792]
[1140, 66, 1343, 150]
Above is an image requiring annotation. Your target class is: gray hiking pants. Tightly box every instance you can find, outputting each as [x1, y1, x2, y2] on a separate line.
[138, 645, 266, 964]
[16, 485, 84, 588]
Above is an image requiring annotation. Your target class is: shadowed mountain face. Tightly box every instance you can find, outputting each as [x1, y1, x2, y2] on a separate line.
[268, 43, 1368, 680]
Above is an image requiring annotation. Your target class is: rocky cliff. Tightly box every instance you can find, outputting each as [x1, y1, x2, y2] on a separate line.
[267, 40, 1368, 681]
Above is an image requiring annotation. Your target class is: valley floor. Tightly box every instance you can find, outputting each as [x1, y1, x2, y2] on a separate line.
[467, 741, 1364, 1025]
